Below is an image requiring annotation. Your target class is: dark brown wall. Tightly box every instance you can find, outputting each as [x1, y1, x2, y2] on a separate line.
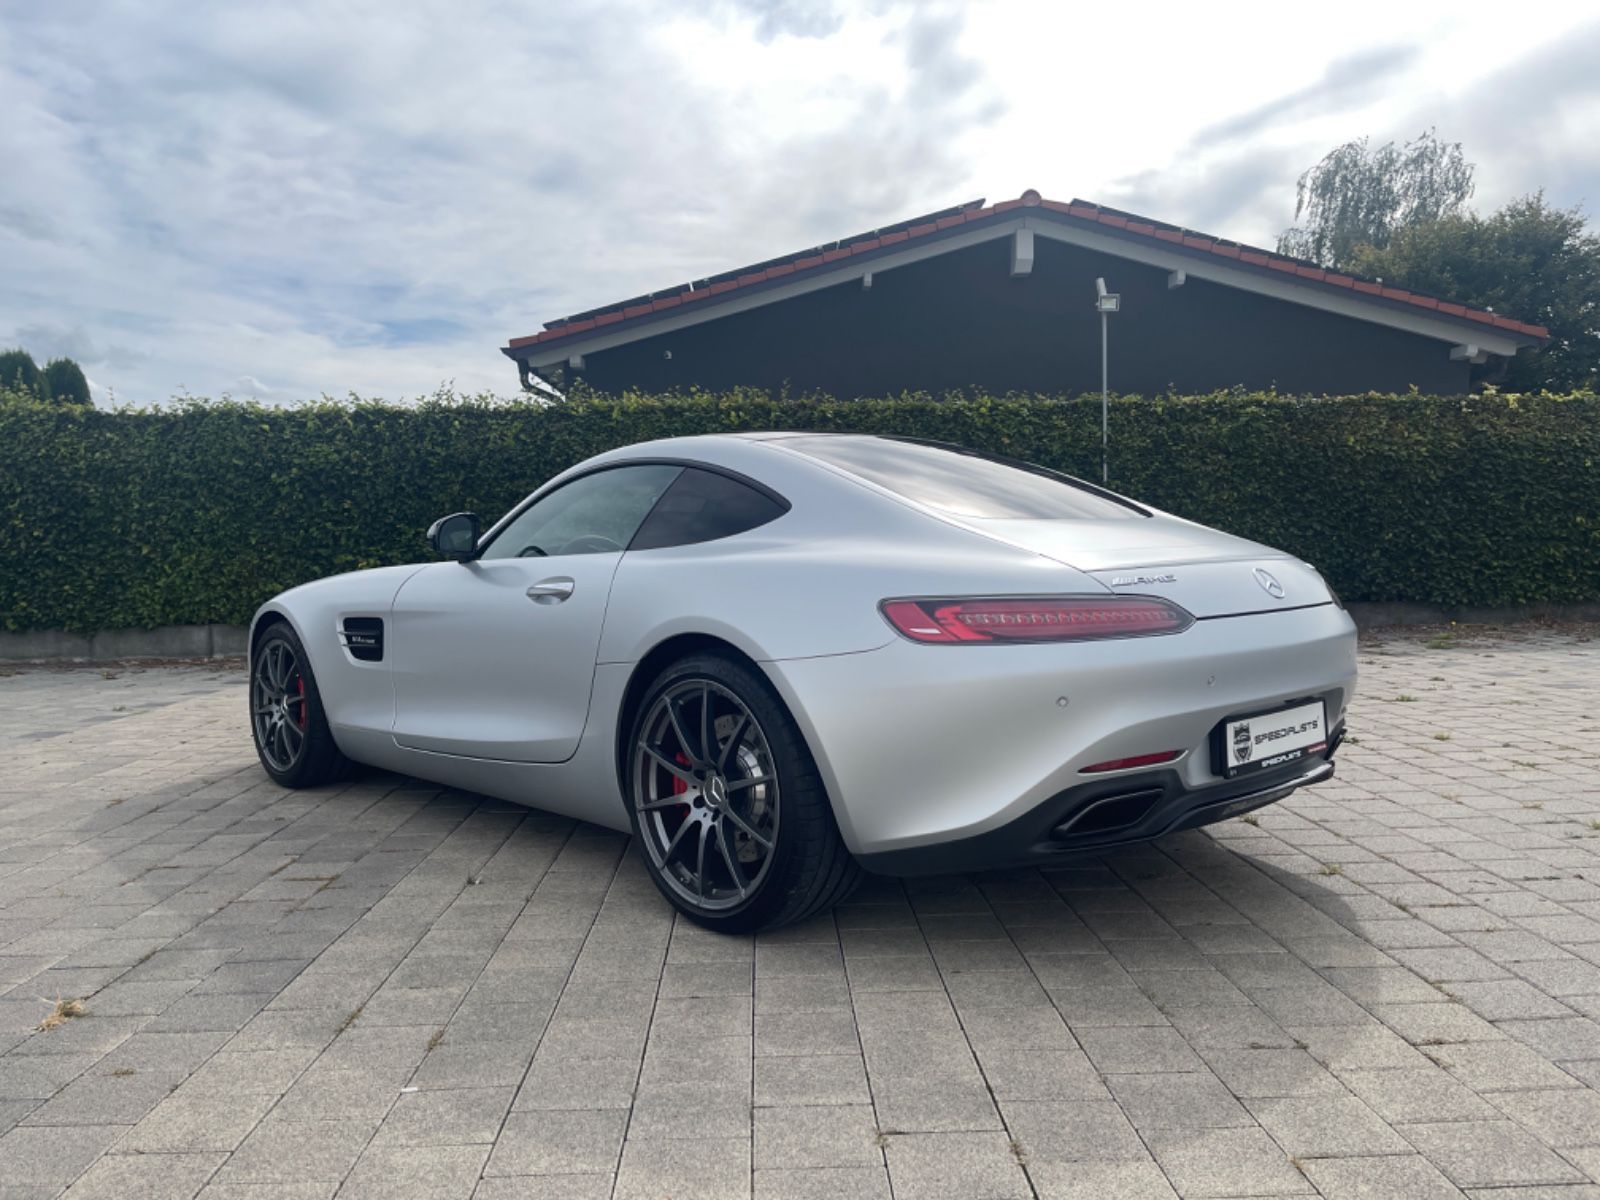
[566, 236, 1471, 396]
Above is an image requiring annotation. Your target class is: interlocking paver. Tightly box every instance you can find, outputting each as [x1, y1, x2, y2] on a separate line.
[1338, 1066, 1499, 1124]
[1244, 1092, 1415, 1158]
[873, 1077, 1003, 1133]
[1485, 1086, 1600, 1147]
[60, 1150, 227, 1200]
[883, 1131, 1031, 1199]
[1144, 1125, 1312, 1196]
[1028, 1160, 1179, 1200]
[213, 1117, 377, 1184]
[1001, 1098, 1147, 1163]
[752, 1102, 882, 1168]
[1297, 1153, 1463, 1200]
[482, 1109, 626, 1176]
[2, 632, 1599, 1197]
[612, 1136, 750, 1200]
[339, 1143, 490, 1199]
[1401, 1118, 1588, 1187]
[752, 1164, 891, 1199]
[1109, 1070, 1255, 1131]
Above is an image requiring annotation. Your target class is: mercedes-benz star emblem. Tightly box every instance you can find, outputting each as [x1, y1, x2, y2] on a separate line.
[1252, 568, 1286, 599]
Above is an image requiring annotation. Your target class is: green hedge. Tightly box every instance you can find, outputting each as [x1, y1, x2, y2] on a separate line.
[1, 388, 1596, 632]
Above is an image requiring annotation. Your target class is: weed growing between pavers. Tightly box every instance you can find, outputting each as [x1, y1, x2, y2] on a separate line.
[36, 997, 86, 1032]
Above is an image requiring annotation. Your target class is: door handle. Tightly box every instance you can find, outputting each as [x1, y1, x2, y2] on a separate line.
[526, 577, 575, 604]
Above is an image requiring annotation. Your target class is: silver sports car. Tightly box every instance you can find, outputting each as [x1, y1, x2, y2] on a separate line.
[250, 433, 1357, 930]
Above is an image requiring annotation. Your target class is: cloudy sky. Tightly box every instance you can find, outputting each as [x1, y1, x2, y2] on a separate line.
[4, 0, 1599, 405]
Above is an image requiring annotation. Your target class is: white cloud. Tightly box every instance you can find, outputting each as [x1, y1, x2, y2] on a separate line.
[2, 0, 1597, 406]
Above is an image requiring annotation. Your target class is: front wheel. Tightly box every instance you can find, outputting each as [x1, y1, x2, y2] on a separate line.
[625, 653, 861, 932]
[250, 623, 351, 788]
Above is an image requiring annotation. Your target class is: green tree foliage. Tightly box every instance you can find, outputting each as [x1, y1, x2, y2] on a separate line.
[1350, 195, 1600, 392]
[1278, 130, 1474, 269]
[0, 348, 44, 397]
[41, 358, 93, 407]
[0, 387, 1594, 633]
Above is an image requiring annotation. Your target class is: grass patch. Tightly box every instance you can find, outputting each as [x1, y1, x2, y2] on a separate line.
[337, 1004, 364, 1033]
[36, 997, 86, 1032]
[1239, 814, 1260, 827]
[1317, 863, 1343, 877]
[426, 1028, 445, 1052]
[1433, 732, 1452, 741]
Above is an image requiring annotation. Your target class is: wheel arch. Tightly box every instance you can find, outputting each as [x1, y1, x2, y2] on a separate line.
[248, 604, 305, 662]
[611, 630, 856, 828]
[609, 629, 860, 855]
[614, 633, 762, 787]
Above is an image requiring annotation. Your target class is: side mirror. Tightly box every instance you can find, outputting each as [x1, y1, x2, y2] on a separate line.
[426, 512, 480, 562]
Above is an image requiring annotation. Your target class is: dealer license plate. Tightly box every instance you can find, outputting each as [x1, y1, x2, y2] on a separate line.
[1220, 700, 1328, 779]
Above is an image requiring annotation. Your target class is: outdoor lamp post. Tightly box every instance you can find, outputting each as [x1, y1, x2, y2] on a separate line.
[1095, 277, 1120, 485]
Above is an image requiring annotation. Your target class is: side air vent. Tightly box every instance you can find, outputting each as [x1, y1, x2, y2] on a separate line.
[339, 617, 384, 662]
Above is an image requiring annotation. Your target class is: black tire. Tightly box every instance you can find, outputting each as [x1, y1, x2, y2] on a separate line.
[623, 652, 861, 932]
[249, 622, 351, 788]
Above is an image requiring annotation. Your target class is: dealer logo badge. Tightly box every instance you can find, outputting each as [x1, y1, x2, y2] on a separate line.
[1233, 722, 1253, 762]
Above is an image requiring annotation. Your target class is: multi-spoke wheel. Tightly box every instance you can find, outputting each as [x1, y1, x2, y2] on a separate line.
[625, 652, 861, 931]
[249, 622, 350, 787]
[252, 638, 308, 773]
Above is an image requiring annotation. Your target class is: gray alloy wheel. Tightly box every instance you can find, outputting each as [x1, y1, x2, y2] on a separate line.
[249, 623, 351, 788]
[625, 652, 862, 931]
[631, 678, 781, 913]
[252, 637, 308, 773]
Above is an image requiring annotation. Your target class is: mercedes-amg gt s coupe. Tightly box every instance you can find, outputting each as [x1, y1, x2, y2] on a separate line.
[249, 433, 1357, 930]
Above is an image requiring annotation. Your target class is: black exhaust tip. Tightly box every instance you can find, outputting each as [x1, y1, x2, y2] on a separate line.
[1053, 787, 1165, 840]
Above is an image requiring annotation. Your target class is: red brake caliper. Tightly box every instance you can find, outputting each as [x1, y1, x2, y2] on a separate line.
[296, 677, 306, 729]
[672, 752, 691, 801]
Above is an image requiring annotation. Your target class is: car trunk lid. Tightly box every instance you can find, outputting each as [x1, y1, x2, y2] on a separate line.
[961, 514, 1337, 619]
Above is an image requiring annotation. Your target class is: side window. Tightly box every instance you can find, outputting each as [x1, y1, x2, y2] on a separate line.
[630, 467, 789, 551]
[480, 464, 682, 559]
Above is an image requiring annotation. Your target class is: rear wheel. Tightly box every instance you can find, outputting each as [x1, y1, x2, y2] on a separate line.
[250, 623, 350, 787]
[625, 652, 860, 932]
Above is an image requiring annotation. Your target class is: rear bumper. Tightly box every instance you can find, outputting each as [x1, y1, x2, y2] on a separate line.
[855, 740, 1339, 876]
[762, 602, 1357, 862]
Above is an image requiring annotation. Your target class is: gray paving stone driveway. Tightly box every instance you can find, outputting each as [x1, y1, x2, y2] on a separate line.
[0, 630, 1597, 1199]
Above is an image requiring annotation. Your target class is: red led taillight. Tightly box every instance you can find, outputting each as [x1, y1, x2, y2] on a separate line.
[880, 596, 1193, 644]
[1080, 749, 1183, 774]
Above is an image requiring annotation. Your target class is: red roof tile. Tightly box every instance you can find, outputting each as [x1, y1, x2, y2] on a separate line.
[506, 192, 1548, 352]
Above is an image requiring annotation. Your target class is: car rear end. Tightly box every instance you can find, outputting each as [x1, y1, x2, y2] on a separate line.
[757, 434, 1357, 873]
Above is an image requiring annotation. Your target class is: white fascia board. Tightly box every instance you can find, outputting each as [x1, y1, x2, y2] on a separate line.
[517, 213, 1525, 367]
[1026, 219, 1526, 357]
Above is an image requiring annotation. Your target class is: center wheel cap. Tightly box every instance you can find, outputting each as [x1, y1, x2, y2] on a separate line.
[705, 774, 727, 810]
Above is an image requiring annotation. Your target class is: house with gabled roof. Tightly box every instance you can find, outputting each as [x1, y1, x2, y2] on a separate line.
[502, 190, 1547, 397]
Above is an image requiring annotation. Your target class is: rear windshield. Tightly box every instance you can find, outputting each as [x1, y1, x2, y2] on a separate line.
[780, 436, 1143, 520]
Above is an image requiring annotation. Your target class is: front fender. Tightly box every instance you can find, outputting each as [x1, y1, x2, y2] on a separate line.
[247, 565, 429, 739]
